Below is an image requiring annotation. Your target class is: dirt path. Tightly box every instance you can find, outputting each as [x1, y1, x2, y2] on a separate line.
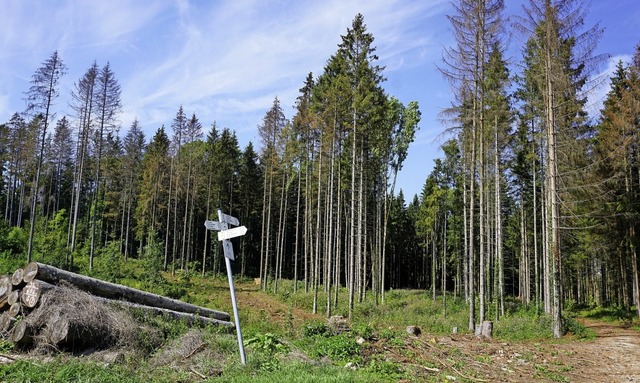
[559, 320, 640, 382]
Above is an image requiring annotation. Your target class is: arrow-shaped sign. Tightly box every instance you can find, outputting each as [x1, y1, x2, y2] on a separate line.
[220, 212, 239, 226]
[222, 239, 235, 260]
[204, 220, 227, 231]
[217, 226, 247, 241]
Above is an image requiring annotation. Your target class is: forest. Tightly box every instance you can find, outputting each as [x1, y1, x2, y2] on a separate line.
[2, 0, 640, 341]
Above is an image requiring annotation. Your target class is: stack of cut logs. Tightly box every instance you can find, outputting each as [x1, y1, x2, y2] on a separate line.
[0, 262, 233, 350]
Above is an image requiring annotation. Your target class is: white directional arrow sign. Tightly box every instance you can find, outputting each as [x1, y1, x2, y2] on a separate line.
[204, 220, 227, 231]
[217, 226, 247, 241]
[220, 213, 239, 226]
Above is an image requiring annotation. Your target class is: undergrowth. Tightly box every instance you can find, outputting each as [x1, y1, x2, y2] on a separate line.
[1, 257, 632, 382]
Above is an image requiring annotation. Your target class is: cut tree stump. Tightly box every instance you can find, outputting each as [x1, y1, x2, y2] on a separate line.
[475, 321, 493, 340]
[327, 315, 350, 334]
[25, 262, 230, 321]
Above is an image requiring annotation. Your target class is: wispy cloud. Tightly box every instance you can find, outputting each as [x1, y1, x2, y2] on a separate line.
[1, 1, 447, 139]
[585, 54, 632, 120]
[117, 0, 448, 137]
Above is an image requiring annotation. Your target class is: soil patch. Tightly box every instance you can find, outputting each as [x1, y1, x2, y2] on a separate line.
[556, 319, 640, 382]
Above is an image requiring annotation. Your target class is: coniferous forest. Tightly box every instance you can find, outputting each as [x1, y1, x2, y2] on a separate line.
[2, 0, 640, 340]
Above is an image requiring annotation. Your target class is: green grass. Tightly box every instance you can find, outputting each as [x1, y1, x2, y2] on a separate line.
[2, 255, 630, 382]
[210, 361, 392, 383]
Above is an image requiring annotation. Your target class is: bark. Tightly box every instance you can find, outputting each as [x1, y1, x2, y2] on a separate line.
[25, 262, 230, 321]
[97, 297, 234, 329]
[45, 317, 105, 349]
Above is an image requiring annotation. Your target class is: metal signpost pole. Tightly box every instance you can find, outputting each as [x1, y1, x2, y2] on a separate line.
[218, 209, 246, 365]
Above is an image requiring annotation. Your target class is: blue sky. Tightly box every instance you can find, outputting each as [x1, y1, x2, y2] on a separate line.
[1, 0, 639, 199]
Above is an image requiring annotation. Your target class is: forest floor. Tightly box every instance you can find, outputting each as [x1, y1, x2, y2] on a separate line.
[556, 319, 640, 382]
[231, 285, 640, 382]
[2, 280, 640, 382]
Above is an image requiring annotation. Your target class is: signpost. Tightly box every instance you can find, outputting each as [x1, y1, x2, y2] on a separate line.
[204, 209, 247, 365]
[217, 226, 247, 241]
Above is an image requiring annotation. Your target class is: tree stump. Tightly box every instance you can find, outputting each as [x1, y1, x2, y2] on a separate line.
[475, 321, 493, 340]
[406, 325, 422, 336]
[327, 315, 350, 334]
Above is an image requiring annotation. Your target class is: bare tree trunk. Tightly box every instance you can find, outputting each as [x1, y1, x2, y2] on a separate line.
[180, 159, 193, 271]
[313, 154, 322, 314]
[495, 117, 504, 317]
[202, 174, 212, 276]
[545, 27, 563, 337]
[293, 171, 301, 293]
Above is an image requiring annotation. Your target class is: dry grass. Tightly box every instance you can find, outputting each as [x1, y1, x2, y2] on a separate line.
[25, 281, 150, 353]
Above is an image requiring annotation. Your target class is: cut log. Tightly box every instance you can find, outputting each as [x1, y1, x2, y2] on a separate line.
[31, 280, 233, 330]
[0, 296, 7, 310]
[11, 269, 24, 287]
[45, 317, 109, 350]
[7, 290, 20, 306]
[10, 320, 34, 346]
[25, 262, 230, 321]
[21, 280, 52, 308]
[0, 275, 11, 298]
[97, 297, 234, 330]
[0, 313, 16, 333]
[7, 303, 20, 318]
[23, 262, 38, 283]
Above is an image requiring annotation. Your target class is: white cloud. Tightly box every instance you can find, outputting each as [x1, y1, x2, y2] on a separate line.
[112, 0, 448, 139]
[585, 54, 632, 120]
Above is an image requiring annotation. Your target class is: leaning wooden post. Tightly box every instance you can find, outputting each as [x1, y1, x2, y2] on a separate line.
[206, 209, 248, 365]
